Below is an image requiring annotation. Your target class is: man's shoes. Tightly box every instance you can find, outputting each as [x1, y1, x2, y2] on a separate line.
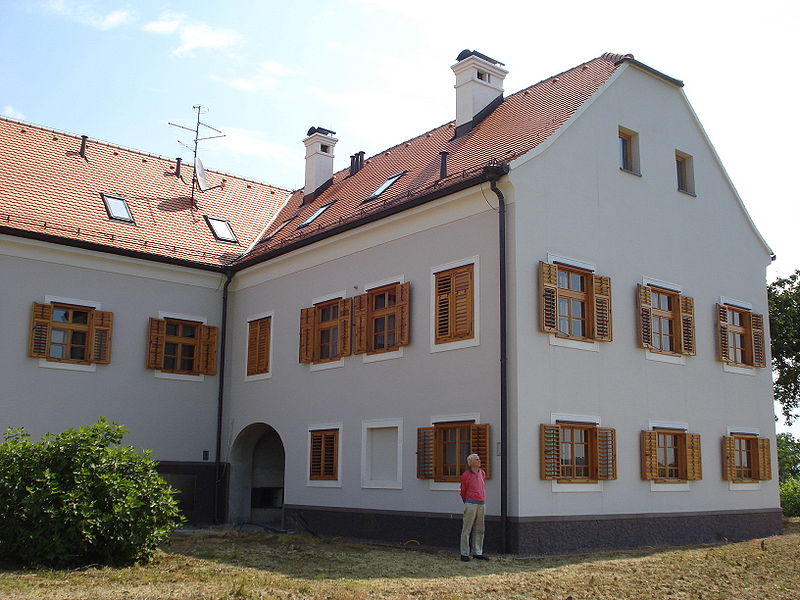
[460, 555, 470, 562]
[473, 554, 489, 560]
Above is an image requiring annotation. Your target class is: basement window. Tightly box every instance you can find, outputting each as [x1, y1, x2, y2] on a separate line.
[364, 171, 406, 203]
[298, 201, 335, 228]
[101, 193, 133, 223]
[204, 216, 237, 242]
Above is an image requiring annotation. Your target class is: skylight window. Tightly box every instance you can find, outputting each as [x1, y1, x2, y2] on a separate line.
[364, 171, 406, 203]
[264, 216, 296, 240]
[101, 193, 133, 223]
[204, 216, 237, 242]
[298, 201, 335, 228]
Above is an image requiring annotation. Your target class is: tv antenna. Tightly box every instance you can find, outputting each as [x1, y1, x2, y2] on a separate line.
[168, 105, 225, 205]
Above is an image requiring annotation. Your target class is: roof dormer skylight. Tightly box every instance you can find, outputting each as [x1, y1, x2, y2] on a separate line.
[204, 216, 237, 243]
[298, 201, 335, 229]
[264, 216, 297, 240]
[101, 193, 133, 223]
[364, 171, 406, 203]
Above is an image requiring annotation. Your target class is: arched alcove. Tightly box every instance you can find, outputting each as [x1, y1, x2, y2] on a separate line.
[229, 423, 285, 526]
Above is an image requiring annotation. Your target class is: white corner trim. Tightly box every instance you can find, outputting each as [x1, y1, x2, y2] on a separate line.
[307, 422, 343, 488]
[723, 364, 756, 376]
[729, 482, 761, 491]
[648, 419, 689, 431]
[362, 274, 405, 291]
[363, 348, 403, 363]
[155, 371, 204, 382]
[549, 334, 599, 352]
[157, 310, 207, 324]
[651, 481, 690, 492]
[719, 296, 753, 310]
[244, 311, 274, 381]
[360, 418, 403, 489]
[645, 351, 687, 366]
[38, 359, 96, 372]
[641, 277, 682, 293]
[310, 358, 344, 372]
[312, 290, 347, 306]
[552, 481, 603, 493]
[430, 256, 480, 353]
[546, 253, 596, 272]
[44, 295, 101, 309]
[551, 412, 601, 425]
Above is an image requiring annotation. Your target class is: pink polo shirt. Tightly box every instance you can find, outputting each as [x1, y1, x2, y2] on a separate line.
[460, 468, 486, 503]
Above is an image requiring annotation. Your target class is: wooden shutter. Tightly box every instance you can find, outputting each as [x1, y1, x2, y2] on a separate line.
[416, 427, 434, 479]
[684, 433, 702, 481]
[29, 302, 52, 358]
[435, 265, 473, 344]
[397, 281, 411, 347]
[717, 304, 730, 363]
[197, 325, 218, 375]
[338, 297, 352, 357]
[352, 293, 369, 354]
[470, 423, 491, 479]
[637, 284, 653, 349]
[757, 437, 772, 480]
[299, 307, 314, 363]
[310, 431, 323, 479]
[677, 295, 696, 356]
[91, 310, 114, 364]
[539, 262, 559, 333]
[592, 274, 612, 341]
[146, 317, 166, 369]
[247, 317, 271, 376]
[722, 435, 736, 481]
[596, 427, 617, 480]
[540, 424, 561, 480]
[435, 270, 453, 343]
[309, 429, 338, 480]
[640, 430, 659, 480]
[749, 312, 767, 368]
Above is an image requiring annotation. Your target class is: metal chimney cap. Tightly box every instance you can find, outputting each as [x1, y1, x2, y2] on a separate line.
[455, 49, 504, 66]
[307, 126, 336, 136]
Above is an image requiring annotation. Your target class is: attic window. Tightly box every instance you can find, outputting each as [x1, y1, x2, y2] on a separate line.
[101, 194, 133, 223]
[364, 171, 406, 203]
[204, 216, 237, 242]
[298, 201, 335, 228]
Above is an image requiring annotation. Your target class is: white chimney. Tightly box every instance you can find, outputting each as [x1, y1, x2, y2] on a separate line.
[303, 126, 338, 198]
[451, 50, 508, 132]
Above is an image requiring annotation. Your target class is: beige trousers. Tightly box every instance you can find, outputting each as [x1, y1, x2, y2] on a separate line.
[460, 501, 485, 556]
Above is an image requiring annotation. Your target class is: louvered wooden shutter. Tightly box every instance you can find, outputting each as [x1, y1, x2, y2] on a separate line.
[247, 317, 271, 376]
[722, 436, 736, 481]
[309, 430, 338, 480]
[684, 433, 702, 480]
[757, 437, 772, 480]
[397, 281, 411, 347]
[640, 430, 659, 480]
[91, 310, 114, 364]
[352, 293, 369, 354]
[452, 266, 473, 340]
[470, 423, 491, 479]
[146, 317, 166, 369]
[197, 325, 218, 375]
[717, 304, 730, 363]
[338, 297, 352, 357]
[637, 284, 653, 349]
[540, 262, 559, 333]
[29, 302, 52, 358]
[540, 424, 561, 480]
[416, 427, 434, 479]
[678, 295, 696, 356]
[435, 270, 453, 343]
[299, 307, 315, 363]
[596, 427, 617, 480]
[749, 312, 767, 368]
[592, 274, 612, 341]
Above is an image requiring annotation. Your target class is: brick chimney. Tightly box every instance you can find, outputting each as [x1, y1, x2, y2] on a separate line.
[303, 126, 337, 199]
[451, 50, 508, 137]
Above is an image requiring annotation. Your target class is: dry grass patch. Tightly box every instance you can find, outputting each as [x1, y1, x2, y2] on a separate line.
[1, 519, 798, 599]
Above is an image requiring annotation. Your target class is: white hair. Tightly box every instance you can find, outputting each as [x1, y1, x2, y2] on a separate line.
[466, 453, 480, 465]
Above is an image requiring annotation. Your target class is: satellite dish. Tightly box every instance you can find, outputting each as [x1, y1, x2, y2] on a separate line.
[195, 157, 209, 192]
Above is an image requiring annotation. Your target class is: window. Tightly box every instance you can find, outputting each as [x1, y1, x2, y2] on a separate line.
[675, 151, 695, 194]
[204, 216, 237, 242]
[299, 298, 352, 364]
[146, 317, 218, 375]
[101, 193, 134, 223]
[540, 422, 616, 482]
[434, 263, 474, 345]
[637, 284, 695, 355]
[263, 216, 296, 241]
[640, 428, 702, 482]
[246, 315, 272, 376]
[716, 303, 766, 368]
[416, 421, 490, 482]
[298, 201, 335, 228]
[722, 434, 772, 482]
[618, 127, 640, 174]
[309, 429, 339, 480]
[364, 171, 406, 202]
[353, 282, 410, 355]
[29, 302, 113, 365]
[539, 261, 612, 342]
[361, 419, 402, 489]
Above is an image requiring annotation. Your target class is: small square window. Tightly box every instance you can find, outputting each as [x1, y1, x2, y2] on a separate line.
[101, 194, 133, 223]
[204, 216, 237, 242]
[618, 127, 640, 175]
[675, 151, 695, 195]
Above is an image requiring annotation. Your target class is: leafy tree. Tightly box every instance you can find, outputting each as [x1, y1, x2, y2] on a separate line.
[777, 432, 800, 481]
[768, 270, 800, 424]
[0, 418, 183, 567]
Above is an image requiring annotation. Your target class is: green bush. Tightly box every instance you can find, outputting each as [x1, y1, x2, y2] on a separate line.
[0, 418, 183, 567]
[780, 478, 800, 517]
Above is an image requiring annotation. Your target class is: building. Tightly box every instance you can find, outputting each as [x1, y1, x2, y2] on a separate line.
[0, 51, 781, 554]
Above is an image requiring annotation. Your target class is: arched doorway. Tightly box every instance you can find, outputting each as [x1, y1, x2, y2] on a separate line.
[229, 423, 285, 526]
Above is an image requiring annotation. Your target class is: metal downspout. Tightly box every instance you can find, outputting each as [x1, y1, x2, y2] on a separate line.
[214, 269, 234, 523]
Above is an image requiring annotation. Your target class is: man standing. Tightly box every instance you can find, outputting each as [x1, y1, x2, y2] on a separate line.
[459, 453, 489, 561]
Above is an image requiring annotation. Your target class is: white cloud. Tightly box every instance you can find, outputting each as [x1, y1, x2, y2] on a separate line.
[142, 11, 184, 34]
[221, 61, 302, 94]
[2, 106, 26, 120]
[141, 11, 240, 56]
[213, 127, 299, 163]
[42, 1, 132, 30]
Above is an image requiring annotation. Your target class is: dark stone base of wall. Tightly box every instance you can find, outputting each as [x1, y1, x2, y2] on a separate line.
[158, 461, 228, 525]
[284, 505, 783, 555]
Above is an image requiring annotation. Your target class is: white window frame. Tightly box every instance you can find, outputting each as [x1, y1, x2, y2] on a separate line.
[361, 418, 403, 489]
[244, 310, 274, 382]
[429, 256, 480, 353]
[307, 422, 343, 488]
[38, 295, 103, 372]
[154, 310, 207, 382]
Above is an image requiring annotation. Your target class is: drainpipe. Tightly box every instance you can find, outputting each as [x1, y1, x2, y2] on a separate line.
[214, 268, 234, 523]
[485, 163, 510, 554]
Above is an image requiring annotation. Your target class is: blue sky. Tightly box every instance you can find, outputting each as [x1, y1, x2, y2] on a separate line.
[3, 0, 800, 433]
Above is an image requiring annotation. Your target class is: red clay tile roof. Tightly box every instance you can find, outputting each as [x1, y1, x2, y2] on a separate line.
[240, 54, 627, 264]
[0, 117, 292, 268]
